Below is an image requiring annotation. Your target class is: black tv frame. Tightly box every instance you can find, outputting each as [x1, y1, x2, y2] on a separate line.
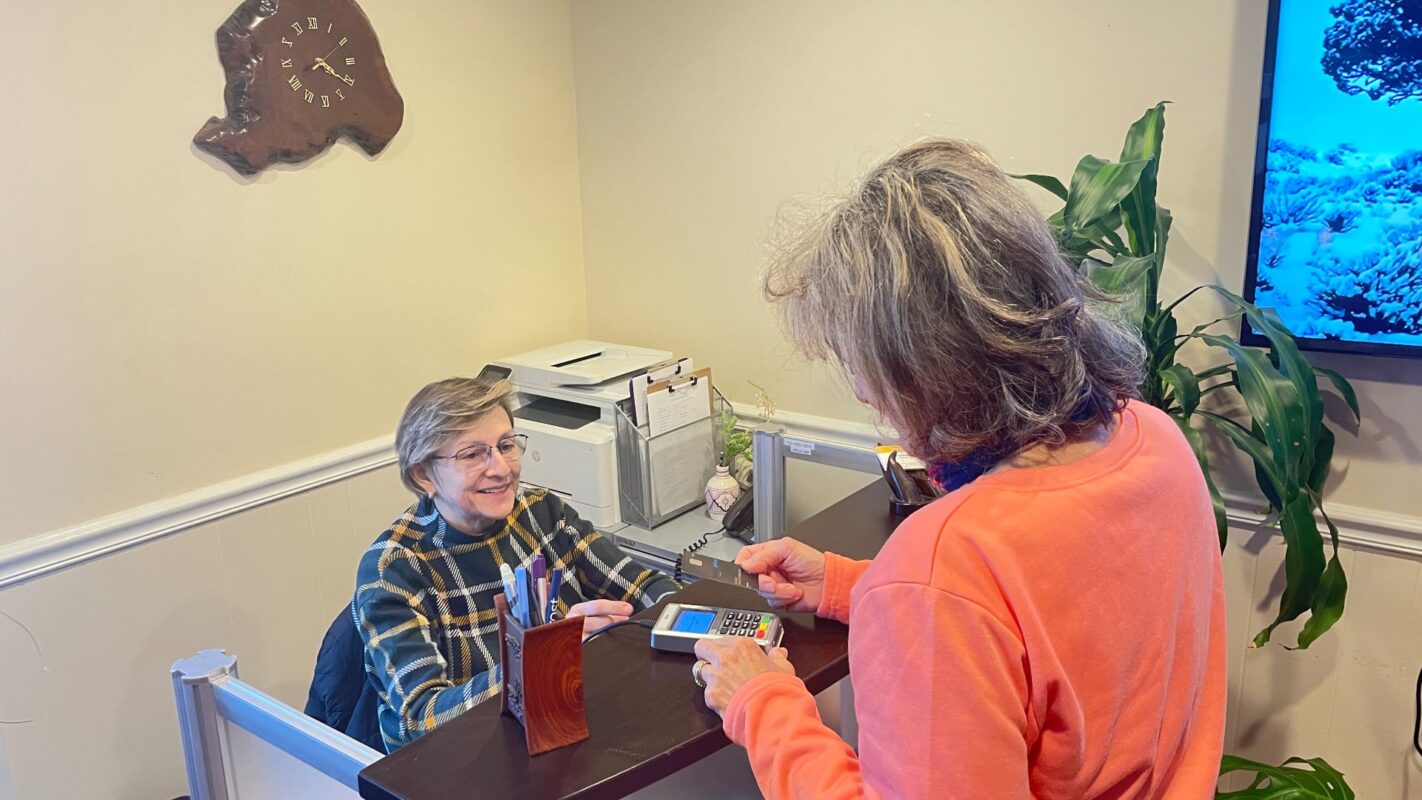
[1239, 0, 1420, 358]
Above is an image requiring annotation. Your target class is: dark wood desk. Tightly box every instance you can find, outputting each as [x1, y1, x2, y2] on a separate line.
[358, 482, 898, 800]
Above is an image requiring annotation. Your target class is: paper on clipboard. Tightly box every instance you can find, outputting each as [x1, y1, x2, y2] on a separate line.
[630, 358, 693, 427]
[645, 367, 717, 516]
[645, 367, 713, 437]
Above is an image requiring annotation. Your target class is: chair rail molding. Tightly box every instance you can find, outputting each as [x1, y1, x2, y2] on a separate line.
[0, 436, 396, 590]
[3, 401, 1418, 592]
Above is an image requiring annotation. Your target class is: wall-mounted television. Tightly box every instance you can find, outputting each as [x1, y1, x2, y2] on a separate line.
[1243, 0, 1422, 357]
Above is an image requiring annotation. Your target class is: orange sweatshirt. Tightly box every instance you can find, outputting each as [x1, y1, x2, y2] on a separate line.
[723, 401, 1226, 799]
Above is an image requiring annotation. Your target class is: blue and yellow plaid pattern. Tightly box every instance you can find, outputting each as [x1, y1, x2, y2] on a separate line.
[353, 486, 678, 751]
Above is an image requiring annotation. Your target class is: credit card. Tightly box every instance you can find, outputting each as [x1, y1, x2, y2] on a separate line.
[680, 554, 760, 590]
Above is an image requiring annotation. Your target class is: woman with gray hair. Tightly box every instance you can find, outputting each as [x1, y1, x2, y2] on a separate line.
[694, 140, 1226, 798]
[353, 376, 678, 751]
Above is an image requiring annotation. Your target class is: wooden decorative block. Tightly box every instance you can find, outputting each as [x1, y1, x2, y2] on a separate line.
[494, 594, 590, 756]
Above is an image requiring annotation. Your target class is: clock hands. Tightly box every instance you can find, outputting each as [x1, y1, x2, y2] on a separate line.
[310, 57, 354, 85]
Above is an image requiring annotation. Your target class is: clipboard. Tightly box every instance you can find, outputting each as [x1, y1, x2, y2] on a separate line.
[645, 367, 714, 437]
[630, 357, 694, 427]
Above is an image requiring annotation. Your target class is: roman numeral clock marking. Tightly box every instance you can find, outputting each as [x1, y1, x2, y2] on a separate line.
[277, 16, 353, 111]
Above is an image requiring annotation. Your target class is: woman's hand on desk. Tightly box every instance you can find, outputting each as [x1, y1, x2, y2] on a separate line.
[567, 599, 633, 642]
[694, 637, 795, 716]
[735, 537, 826, 614]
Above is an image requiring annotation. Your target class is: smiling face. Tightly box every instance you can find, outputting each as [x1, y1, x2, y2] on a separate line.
[409, 407, 521, 534]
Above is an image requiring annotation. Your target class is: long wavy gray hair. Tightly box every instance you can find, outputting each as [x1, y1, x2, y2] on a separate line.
[764, 138, 1146, 465]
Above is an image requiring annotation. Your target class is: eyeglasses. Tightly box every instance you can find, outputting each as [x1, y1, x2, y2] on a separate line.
[428, 434, 528, 471]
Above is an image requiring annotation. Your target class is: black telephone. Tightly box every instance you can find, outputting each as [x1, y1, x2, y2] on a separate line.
[722, 492, 754, 543]
[883, 451, 943, 516]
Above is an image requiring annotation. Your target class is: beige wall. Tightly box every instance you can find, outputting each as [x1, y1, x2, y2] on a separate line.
[571, 0, 1422, 520]
[0, 0, 587, 544]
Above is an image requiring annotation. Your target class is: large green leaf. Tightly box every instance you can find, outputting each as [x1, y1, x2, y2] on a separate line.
[1145, 204, 1174, 316]
[1219, 291, 1338, 514]
[1065, 228, 1127, 262]
[1064, 156, 1150, 237]
[1078, 208, 1129, 256]
[1148, 309, 1179, 370]
[1308, 426, 1335, 496]
[1296, 552, 1347, 649]
[1088, 254, 1153, 329]
[1216, 755, 1355, 799]
[1198, 334, 1307, 494]
[1089, 254, 1153, 293]
[1153, 204, 1173, 278]
[1198, 411, 1285, 503]
[1252, 493, 1327, 647]
[1315, 366, 1361, 421]
[1120, 101, 1169, 166]
[1295, 491, 1347, 649]
[1213, 288, 1324, 446]
[1174, 415, 1229, 549]
[1160, 363, 1201, 416]
[1118, 102, 1168, 256]
[1047, 208, 1100, 268]
[1011, 173, 1069, 201]
[1194, 363, 1236, 381]
[1253, 445, 1285, 511]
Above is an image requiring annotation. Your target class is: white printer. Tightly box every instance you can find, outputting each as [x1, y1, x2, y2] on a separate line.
[494, 341, 673, 528]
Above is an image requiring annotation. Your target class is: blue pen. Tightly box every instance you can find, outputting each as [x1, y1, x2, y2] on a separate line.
[546, 568, 563, 622]
[514, 566, 533, 627]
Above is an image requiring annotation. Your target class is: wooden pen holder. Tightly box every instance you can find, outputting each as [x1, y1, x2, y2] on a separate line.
[494, 594, 590, 755]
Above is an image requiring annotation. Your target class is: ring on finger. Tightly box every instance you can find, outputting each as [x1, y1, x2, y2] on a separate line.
[692, 659, 710, 688]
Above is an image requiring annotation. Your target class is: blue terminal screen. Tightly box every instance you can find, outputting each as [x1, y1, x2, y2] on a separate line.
[672, 609, 716, 634]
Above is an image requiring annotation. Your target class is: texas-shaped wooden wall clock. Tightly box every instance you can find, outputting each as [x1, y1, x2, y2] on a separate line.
[194, 0, 404, 176]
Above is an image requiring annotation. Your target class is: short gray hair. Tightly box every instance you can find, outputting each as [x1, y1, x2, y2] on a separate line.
[764, 138, 1145, 465]
[395, 377, 515, 495]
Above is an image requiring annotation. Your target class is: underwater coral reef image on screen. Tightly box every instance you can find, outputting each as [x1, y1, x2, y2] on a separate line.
[1245, 0, 1422, 355]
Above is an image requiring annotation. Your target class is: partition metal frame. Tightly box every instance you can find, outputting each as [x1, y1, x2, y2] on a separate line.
[171, 649, 382, 800]
[751, 426, 883, 542]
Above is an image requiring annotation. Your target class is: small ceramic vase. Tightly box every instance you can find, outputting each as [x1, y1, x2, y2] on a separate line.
[705, 465, 742, 522]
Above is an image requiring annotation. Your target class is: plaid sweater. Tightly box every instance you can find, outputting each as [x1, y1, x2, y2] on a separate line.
[353, 486, 679, 751]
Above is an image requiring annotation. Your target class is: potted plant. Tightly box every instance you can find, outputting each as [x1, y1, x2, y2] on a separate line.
[1016, 102, 1359, 795]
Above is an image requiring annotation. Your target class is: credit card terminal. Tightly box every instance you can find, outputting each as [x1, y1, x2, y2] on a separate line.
[649, 603, 784, 654]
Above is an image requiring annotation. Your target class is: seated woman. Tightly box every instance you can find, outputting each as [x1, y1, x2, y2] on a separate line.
[355, 376, 679, 751]
[694, 139, 1226, 798]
